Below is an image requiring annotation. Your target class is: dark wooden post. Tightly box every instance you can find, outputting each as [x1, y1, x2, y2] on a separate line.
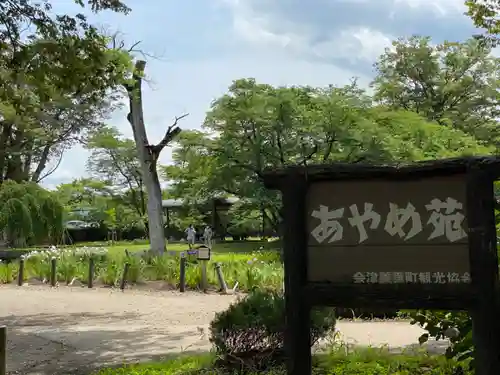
[0, 326, 6, 375]
[17, 259, 24, 286]
[88, 257, 95, 288]
[179, 256, 186, 292]
[215, 262, 228, 292]
[281, 174, 311, 375]
[120, 263, 130, 291]
[50, 257, 57, 287]
[466, 167, 500, 375]
[200, 261, 208, 293]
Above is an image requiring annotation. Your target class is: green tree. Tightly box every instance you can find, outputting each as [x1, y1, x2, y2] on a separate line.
[466, 0, 500, 46]
[85, 126, 147, 224]
[165, 79, 492, 234]
[56, 178, 145, 234]
[371, 36, 500, 145]
[0, 0, 133, 183]
[56, 178, 115, 224]
[0, 181, 63, 247]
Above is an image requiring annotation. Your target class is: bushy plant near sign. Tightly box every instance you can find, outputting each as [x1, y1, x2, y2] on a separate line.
[209, 289, 336, 371]
[402, 309, 473, 367]
[402, 248, 500, 367]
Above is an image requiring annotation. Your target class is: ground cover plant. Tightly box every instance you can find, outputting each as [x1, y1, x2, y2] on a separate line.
[93, 342, 471, 375]
[0, 241, 284, 292]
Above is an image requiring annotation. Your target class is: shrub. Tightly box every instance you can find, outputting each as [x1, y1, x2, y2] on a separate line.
[404, 309, 473, 365]
[209, 289, 336, 372]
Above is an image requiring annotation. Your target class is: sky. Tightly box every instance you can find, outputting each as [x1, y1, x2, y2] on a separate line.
[41, 0, 484, 189]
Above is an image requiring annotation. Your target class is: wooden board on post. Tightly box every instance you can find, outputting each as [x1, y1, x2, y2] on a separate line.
[197, 246, 211, 293]
[263, 156, 500, 375]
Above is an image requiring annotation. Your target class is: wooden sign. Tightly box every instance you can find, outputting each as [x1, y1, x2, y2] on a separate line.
[196, 246, 211, 261]
[263, 157, 500, 375]
[307, 175, 470, 287]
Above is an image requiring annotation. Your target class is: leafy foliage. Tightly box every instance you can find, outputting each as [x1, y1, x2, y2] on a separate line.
[466, 0, 500, 46]
[372, 36, 500, 144]
[0, 181, 63, 246]
[56, 178, 146, 233]
[164, 78, 492, 236]
[209, 289, 336, 371]
[0, 0, 133, 183]
[406, 310, 472, 363]
[86, 126, 147, 226]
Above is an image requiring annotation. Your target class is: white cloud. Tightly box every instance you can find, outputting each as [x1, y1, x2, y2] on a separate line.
[312, 28, 395, 63]
[219, 0, 476, 68]
[394, 0, 465, 15]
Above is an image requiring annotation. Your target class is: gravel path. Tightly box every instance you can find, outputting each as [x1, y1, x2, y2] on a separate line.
[0, 285, 448, 375]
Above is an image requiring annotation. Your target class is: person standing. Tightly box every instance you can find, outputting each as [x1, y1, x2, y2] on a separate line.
[185, 224, 196, 249]
[203, 225, 213, 248]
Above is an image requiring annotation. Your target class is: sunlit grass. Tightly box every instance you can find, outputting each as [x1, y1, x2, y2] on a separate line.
[1, 241, 283, 291]
[92, 346, 471, 375]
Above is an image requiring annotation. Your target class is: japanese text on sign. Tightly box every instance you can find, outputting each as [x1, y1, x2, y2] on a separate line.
[352, 271, 471, 284]
[311, 197, 467, 244]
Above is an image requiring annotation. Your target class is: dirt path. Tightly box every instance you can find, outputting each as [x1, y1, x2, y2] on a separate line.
[0, 285, 447, 375]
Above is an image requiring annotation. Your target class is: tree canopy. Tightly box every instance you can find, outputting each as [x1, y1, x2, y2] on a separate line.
[372, 36, 499, 145]
[164, 77, 492, 233]
[0, 180, 63, 247]
[0, 0, 133, 183]
[466, 0, 500, 46]
[0, 0, 133, 245]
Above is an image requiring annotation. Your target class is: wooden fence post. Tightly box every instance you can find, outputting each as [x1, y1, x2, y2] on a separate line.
[200, 261, 208, 293]
[120, 263, 130, 291]
[179, 255, 186, 293]
[88, 257, 95, 288]
[215, 263, 228, 292]
[17, 259, 24, 286]
[50, 257, 57, 287]
[0, 325, 6, 375]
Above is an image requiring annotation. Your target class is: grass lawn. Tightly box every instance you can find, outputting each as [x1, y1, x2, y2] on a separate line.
[59, 238, 280, 256]
[93, 347, 470, 375]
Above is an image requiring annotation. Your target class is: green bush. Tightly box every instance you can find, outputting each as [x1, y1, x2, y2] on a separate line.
[404, 310, 473, 365]
[209, 289, 336, 372]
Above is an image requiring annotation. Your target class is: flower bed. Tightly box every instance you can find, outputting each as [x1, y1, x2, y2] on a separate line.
[0, 246, 403, 319]
[0, 246, 284, 292]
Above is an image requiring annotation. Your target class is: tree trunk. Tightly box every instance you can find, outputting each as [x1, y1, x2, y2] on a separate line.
[125, 60, 186, 255]
[126, 61, 166, 255]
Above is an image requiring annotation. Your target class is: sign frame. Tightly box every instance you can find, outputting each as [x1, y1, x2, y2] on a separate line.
[262, 156, 500, 375]
[196, 245, 211, 261]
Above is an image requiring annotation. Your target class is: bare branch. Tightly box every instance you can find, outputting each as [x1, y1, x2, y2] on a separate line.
[128, 40, 142, 53]
[36, 151, 64, 183]
[149, 113, 188, 155]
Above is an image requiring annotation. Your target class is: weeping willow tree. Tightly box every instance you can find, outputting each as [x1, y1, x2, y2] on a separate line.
[0, 181, 64, 247]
